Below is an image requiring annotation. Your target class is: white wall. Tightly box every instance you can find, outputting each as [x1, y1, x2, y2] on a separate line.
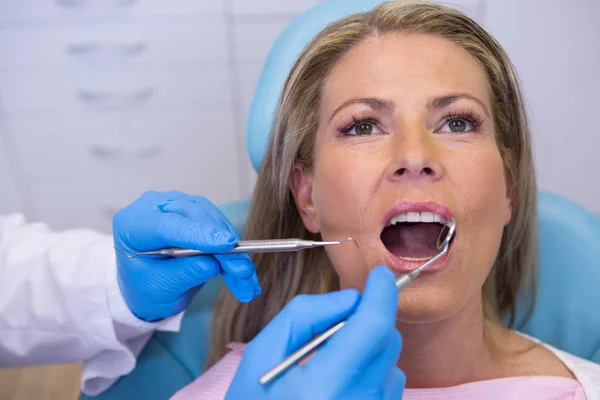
[0, 0, 322, 232]
[0, 126, 22, 215]
[481, 0, 600, 215]
[0, 0, 597, 233]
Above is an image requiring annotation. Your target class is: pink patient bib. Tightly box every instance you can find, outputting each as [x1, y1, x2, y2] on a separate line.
[171, 342, 587, 400]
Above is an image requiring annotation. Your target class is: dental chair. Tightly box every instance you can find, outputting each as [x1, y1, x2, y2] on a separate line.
[81, 1, 600, 398]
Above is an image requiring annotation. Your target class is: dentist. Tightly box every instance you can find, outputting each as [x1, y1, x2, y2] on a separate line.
[0, 191, 261, 396]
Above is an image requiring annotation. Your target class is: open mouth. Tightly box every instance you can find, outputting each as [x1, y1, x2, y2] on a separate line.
[381, 212, 454, 261]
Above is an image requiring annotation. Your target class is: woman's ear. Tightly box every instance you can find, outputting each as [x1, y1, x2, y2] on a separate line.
[290, 165, 320, 233]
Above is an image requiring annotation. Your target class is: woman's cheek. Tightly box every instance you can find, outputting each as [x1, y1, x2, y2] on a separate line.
[313, 156, 376, 236]
[452, 146, 508, 274]
[313, 156, 377, 289]
[448, 142, 506, 203]
[327, 244, 371, 291]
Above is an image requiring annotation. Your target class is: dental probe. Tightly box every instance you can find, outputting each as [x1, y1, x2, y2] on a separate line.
[115, 238, 354, 258]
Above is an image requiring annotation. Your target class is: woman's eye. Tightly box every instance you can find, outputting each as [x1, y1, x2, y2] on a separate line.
[344, 121, 380, 136]
[439, 118, 474, 133]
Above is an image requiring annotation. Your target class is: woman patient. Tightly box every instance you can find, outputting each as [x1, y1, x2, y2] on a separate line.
[173, 1, 600, 398]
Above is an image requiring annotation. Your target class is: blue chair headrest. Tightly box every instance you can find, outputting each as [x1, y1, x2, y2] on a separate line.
[246, 0, 386, 172]
[516, 191, 600, 361]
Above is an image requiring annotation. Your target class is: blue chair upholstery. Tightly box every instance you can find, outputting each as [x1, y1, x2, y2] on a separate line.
[82, 1, 600, 398]
[514, 192, 600, 361]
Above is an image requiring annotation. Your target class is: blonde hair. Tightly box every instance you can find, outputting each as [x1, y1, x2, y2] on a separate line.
[207, 0, 537, 366]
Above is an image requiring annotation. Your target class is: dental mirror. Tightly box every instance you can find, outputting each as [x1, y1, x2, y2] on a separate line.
[437, 218, 457, 250]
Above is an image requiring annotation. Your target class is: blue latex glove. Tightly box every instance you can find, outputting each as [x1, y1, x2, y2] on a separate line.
[113, 191, 261, 322]
[226, 266, 405, 400]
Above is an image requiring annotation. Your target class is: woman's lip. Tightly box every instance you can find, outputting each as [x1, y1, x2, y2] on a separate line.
[381, 200, 455, 230]
[382, 234, 455, 273]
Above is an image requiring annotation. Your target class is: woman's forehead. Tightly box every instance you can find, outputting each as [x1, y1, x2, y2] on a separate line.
[320, 33, 492, 114]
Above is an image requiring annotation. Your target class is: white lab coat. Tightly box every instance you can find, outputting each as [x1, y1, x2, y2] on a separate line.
[0, 213, 184, 396]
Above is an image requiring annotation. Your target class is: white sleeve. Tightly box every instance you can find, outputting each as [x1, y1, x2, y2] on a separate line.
[0, 213, 184, 396]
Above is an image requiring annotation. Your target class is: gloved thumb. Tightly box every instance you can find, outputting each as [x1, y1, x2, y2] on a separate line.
[239, 290, 360, 375]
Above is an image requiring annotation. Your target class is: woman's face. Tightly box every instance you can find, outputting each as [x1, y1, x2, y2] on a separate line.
[291, 33, 511, 322]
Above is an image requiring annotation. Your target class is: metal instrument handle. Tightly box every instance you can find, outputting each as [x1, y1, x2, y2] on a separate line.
[165, 241, 306, 257]
[259, 320, 346, 385]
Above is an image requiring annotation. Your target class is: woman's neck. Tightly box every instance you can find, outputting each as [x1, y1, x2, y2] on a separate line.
[396, 299, 501, 388]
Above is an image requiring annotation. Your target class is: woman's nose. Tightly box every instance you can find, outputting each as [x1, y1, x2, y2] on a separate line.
[386, 128, 443, 183]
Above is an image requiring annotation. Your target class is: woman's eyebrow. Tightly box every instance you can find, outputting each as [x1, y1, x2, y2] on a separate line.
[328, 93, 490, 122]
[429, 93, 491, 117]
[329, 97, 395, 121]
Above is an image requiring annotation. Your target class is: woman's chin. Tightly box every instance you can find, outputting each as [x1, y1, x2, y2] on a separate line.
[394, 288, 464, 324]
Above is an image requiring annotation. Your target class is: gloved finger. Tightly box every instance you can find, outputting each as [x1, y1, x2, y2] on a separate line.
[118, 254, 221, 296]
[160, 256, 222, 292]
[383, 367, 406, 400]
[136, 190, 190, 205]
[157, 197, 237, 237]
[215, 253, 260, 303]
[240, 290, 360, 375]
[190, 196, 241, 235]
[115, 254, 221, 320]
[163, 197, 261, 302]
[113, 190, 189, 243]
[120, 211, 237, 253]
[283, 329, 400, 400]
[125, 281, 202, 320]
[309, 266, 399, 372]
[315, 329, 401, 392]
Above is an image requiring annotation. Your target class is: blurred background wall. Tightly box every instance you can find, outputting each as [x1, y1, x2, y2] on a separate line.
[0, 0, 598, 235]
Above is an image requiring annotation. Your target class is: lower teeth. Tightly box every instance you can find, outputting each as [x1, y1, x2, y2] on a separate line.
[398, 256, 432, 261]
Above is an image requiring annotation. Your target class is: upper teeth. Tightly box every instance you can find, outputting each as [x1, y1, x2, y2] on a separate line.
[387, 212, 447, 226]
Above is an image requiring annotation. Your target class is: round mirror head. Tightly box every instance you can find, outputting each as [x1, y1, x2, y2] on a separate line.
[437, 218, 456, 250]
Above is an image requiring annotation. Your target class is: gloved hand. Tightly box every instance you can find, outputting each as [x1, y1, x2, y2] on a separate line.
[226, 266, 405, 400]
[113, 191, 261, 322]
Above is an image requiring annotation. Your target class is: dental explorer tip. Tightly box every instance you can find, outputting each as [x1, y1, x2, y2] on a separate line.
[113, 247, 137, 258]
[315, 238, 354, 246]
